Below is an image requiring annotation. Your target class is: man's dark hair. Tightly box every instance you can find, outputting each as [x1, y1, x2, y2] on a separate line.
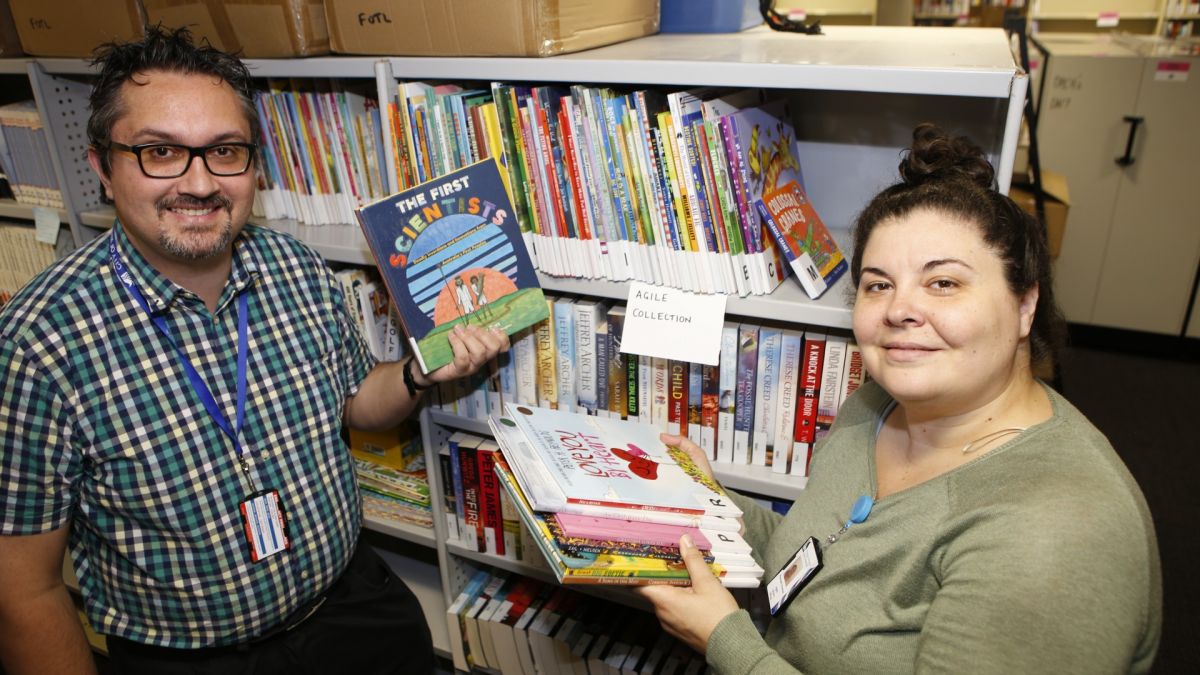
[88, 24, 258, 174]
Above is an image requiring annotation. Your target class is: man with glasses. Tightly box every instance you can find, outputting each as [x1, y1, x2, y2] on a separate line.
[0, 26, 506, 674]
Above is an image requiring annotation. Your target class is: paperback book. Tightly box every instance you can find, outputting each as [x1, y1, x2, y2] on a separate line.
[357, 158, 548, 373]
[755, 179, 847, 300]
[489, 403, 743, 529]
[492, 453, 760, 587]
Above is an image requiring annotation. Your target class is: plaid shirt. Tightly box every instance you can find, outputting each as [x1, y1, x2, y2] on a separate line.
[0, 223, 376, 648]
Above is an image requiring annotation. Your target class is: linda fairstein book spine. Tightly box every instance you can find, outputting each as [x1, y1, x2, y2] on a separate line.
[356, 158, 548, 373]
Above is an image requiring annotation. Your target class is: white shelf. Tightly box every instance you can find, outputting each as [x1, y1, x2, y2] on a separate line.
[364, 513, 437, 548]
[0, 199, 68, 223]
[390, 25, 1018, 99]
[538, 272, 854, 328]
[427, 409, 808, 501]
[82, 204, 853, 325]
[1033, 11, 1161, 19]
[0, 58, 30, 74]
[447, 540, 557, 584]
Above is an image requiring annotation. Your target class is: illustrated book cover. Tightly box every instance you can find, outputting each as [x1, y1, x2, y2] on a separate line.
[356, 158, 548, 373]
[488, 403, 742, 529]
[755, 179, 848, 300]
[492, 453, 760, 587]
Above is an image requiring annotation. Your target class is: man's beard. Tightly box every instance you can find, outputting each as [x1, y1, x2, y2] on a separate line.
[156, 195, 236, 260]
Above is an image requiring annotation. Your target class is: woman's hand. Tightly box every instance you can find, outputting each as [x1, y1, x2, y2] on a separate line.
[420, 324, 511, 385]
[637, 534, 741, 654]
[660, 433, 715, 481]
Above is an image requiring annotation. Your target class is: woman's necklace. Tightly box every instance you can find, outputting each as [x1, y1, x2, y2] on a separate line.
[961, 427, 1026, 454]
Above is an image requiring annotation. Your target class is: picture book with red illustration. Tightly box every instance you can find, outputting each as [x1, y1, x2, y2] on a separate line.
[489, 403, 742, 525]
[356, 158, 548, 373]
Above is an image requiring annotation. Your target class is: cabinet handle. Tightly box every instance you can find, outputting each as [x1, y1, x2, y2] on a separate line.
[1115, 115, 1144, 167]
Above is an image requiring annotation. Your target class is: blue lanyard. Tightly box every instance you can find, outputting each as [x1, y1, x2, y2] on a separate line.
[108, 234, 253, 476]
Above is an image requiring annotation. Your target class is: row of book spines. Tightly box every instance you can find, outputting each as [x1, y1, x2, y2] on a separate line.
[0, 224, 59, 297]
[332, 268, 406, 363]
[386, 82, 791, 298]
[434, 294, 865, 477]
[447, 567, 706, 675]
[251, 81, 390, 227]
[441, 435, 541, 566]
[0, 107, 64, 204]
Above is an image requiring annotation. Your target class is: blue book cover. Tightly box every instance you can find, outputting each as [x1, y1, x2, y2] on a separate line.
[357, 158, 548, 373]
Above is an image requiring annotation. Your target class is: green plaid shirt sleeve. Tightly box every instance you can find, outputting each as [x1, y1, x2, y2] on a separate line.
[0, 331, 82, 532]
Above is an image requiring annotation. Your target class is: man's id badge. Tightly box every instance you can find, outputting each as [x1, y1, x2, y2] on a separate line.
[766, 537, 822, 615]
[239, 489, 290, 563]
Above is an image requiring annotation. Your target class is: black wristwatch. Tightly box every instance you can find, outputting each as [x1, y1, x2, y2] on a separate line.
[402, 356, 431, 398]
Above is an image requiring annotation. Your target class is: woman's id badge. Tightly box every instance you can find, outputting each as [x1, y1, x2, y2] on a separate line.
[239, 489, 290, 563]
[766, 537, 822, 615]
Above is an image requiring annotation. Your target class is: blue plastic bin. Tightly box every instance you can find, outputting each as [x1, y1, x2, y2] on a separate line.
[660, 0, 762, 33]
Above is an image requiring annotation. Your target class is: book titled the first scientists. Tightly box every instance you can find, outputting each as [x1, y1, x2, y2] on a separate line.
[357, 159, 548, 373]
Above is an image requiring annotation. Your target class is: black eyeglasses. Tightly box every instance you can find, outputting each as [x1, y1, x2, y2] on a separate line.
[105, 141, 257, 178]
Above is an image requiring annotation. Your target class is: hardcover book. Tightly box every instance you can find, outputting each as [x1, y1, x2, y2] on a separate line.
[756, 179, 848, 300]
[356, 158, 548, 373]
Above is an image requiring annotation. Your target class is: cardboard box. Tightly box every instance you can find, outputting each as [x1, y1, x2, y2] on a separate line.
[145, 1, 330, 58]
[326, 0, 659, 57]
[0, 1, 23, 57]
[1009, 169, 1070, 259]
[10, 0, 144, 58]
[142, 0, 241, 53]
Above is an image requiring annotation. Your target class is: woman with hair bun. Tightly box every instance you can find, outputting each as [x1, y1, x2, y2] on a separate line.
[639, 124, 1161, 674]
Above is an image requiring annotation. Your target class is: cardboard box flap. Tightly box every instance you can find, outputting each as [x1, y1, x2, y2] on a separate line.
[1038, 169, 1070, 207]
[143, 0, 241, 53]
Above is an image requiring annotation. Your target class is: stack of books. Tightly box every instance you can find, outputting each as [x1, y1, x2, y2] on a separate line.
[350, 423, 433, 528]
[488, 403, 763, 588]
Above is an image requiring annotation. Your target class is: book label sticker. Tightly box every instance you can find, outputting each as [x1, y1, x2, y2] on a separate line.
[1096, 11, 1120, 28]
[620, 281, 726, 366]
[1155, 61, 1190, 82]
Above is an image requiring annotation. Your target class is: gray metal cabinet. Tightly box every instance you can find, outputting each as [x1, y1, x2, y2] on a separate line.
[1035, 34, 1200, 336]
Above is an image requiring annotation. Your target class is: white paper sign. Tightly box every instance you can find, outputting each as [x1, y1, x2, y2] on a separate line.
[33, 207, 60, 245]
[1096, 11, 1120, 28]
[619, 281, 726, 366]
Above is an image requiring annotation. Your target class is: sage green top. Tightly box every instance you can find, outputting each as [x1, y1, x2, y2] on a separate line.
[708, 381, 1161, 675]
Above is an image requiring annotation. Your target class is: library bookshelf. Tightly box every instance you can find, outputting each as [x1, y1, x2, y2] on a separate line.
[4, 24, 1024, 670]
